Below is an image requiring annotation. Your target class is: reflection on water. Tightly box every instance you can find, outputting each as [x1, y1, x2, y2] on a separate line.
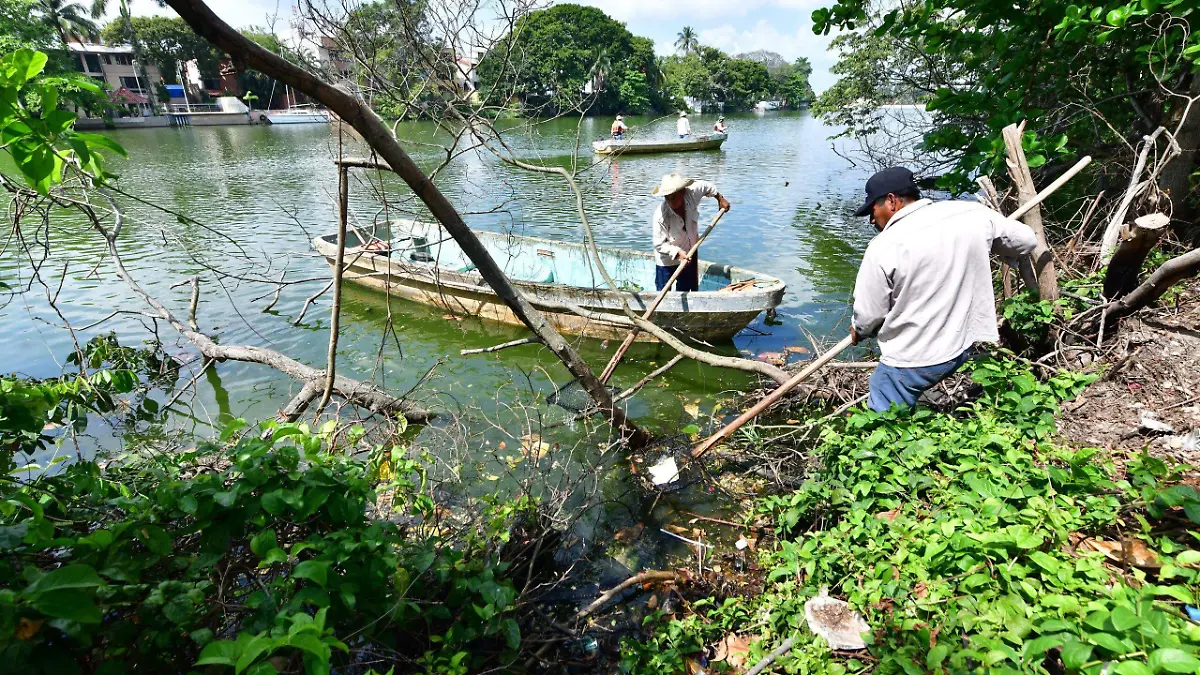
[1, 112, 874, 529]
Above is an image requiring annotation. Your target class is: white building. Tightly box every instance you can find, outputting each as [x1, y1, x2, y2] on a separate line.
[68, 43, 162, 117]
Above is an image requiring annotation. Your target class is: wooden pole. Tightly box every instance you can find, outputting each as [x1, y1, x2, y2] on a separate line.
[598, 208, 727, 384]
[690, 335, 854, 459]
[317, 133, 348, 413]
[1002, 122, 1060, 301]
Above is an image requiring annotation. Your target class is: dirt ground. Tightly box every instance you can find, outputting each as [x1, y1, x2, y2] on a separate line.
[1058, 280, 1200, 467]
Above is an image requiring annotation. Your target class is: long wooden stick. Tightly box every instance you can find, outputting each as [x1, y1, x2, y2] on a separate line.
[599, 208, 728, 383]
[690, 335, 854, 459]
[1008, 155, 1092, 221]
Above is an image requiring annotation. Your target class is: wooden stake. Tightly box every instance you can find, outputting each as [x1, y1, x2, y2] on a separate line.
[690, 335, 853, 459]
[1002, 122, 1060, 301]
[598, 208, 728, 383]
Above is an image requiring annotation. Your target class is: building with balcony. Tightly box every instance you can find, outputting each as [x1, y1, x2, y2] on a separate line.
[69, 43, 163, 118]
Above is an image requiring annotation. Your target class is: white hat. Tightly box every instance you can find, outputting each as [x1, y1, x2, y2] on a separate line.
[615, 114, 623, 119]
[679, 110, 688, 117]
[652, 172, 693, 196]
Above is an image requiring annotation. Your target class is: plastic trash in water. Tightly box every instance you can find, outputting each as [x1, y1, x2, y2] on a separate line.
[648, 456, 680, 485]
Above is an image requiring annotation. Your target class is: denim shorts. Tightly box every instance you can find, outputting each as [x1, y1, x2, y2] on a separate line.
[868, 348, 973, 412]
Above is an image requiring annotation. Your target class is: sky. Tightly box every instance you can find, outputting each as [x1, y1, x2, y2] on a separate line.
[111, 0, 840, 92]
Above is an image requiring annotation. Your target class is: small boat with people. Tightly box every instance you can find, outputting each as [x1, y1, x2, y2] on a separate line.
[313, 219, 785, 341]
[592, 132, 727, 155]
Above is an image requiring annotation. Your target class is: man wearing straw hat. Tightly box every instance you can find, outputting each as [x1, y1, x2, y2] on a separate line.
[651, 173, 731, 292]
[677, 111, 691, 138]
[849, 166, 1038, 412]
[610, 114, 627, 140]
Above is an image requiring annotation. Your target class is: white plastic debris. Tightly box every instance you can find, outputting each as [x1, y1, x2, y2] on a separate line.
[804, 588, 869, 650]
[648, 456, 680, 485]
[735, 537, 749, 550]
[1139, 412, 1175, 435]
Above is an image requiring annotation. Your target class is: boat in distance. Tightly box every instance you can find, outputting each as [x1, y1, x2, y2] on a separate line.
[263, 105, 330, 124]
[592, 132, 727, 155]
[313, 219, 784, 342]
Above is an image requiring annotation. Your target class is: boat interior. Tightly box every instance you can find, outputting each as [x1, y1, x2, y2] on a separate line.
[325, 220, 771, 294]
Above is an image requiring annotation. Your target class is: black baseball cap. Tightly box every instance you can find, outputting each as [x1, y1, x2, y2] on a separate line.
[853, 166, 919, 217]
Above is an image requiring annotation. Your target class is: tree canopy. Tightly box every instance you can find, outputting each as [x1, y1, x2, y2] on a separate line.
[477, 4, 658, 115]
[101, 15, 222, 83]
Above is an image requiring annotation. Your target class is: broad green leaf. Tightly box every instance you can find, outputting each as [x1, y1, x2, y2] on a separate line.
[1148, 648, 1200, 674]
[31, 589, 102, 622]
[195, 639, 239, 666]
[26, 564, 104, 595]
[294, 560, 331, 588]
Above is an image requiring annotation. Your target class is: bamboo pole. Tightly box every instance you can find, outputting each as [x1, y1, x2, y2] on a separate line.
[598, 208, 728, 383]
[690, 335, 854, 459]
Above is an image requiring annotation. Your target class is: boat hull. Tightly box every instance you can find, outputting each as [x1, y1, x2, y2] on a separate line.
[313, 220, 784, 342]
[265, 112, 330, 124]
[592, 133, 726, 155]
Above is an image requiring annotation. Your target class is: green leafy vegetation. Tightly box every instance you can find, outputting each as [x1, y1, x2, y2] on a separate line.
[622, 358, 1200, 674]
[0, 48, 125, 193]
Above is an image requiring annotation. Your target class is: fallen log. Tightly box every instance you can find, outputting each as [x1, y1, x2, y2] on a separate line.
[1102, 247, 1200, 322]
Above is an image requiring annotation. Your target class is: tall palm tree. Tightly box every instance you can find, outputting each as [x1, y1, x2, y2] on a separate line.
[675, 26, 699, 56]
[588, 48, 612, 93]
[33, 0, 99, 47]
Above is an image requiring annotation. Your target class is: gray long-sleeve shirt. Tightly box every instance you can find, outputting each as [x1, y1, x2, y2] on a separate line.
[651, 180, 718, 266]
[851, 199, 1039, 368]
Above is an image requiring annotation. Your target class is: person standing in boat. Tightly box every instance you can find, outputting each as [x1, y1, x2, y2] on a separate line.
[849, 166, 1038, 412]
[611, 114, 627, 140]
[677, 111, 691, 138]
[651, 173, 731, 292]
[713, 116, 727, 134]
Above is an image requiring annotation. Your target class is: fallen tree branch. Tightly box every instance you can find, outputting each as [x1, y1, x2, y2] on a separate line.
[615, 354, 685, 402]
[87, 192, 430, 424]
[574, 570, 676, 621]
[460, 337, 540, 355]
[1100, 247, 1200, 322]
[746, 636, 796, 675]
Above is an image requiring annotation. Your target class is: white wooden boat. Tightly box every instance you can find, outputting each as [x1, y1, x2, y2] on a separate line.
[592, 133, 726, 155]
[313, 219, 784, 342]
[263, 105, 330, 124]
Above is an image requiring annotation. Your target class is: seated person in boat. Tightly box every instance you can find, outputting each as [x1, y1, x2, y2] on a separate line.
[677, 111, 691, 138]
[651, 173, 731, 292]
[849, 166, 1038, 413]
[611, 114, 627, 140]
[713, 116, 727, 133]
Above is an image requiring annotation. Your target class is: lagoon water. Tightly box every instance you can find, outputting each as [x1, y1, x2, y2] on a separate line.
[1, 111, 873, 529]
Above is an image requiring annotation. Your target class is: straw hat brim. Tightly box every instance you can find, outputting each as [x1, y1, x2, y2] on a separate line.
[652, 174, 693, 196]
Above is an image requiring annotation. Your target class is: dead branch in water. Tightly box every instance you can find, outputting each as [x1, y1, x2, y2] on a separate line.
[11, 181, 434, 425]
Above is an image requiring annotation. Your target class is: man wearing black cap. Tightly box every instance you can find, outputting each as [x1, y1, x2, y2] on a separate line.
[850, 166, 1038, 412]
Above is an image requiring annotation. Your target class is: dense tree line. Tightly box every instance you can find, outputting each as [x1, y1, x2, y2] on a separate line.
[477, 4, 815, 115]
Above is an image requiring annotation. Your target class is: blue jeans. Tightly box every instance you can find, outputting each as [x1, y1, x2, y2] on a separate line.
[868, 348, 973, 412]
[655, 257, 699, 292]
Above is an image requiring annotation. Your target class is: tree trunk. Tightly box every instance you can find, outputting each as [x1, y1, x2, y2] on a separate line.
[1158, 74, 1200, 243]
[1002, 123, 1059, 301]
[161, 0, 648, 446]
[1102, 212, 1169, 300]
